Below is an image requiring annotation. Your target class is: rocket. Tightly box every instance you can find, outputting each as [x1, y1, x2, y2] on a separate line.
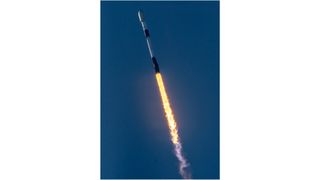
[138, 10, 160, 73]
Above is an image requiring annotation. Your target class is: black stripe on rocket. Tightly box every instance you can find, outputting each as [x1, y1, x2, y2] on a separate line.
[152, 57, 160, 73]
[144, 29, 150, 37]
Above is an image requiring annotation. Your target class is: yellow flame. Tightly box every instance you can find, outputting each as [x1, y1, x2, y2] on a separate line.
[155, 73, 179, 144]
[155, 72, 191, 179]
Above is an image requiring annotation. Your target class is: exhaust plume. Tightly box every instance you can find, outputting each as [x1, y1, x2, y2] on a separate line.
[155, 73, 191, 179]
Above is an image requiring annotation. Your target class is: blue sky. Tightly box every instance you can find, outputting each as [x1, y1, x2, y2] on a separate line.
[101, 1, 219, 179]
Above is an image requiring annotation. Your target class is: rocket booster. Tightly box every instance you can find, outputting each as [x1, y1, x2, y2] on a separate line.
[138, 10, 160, 73]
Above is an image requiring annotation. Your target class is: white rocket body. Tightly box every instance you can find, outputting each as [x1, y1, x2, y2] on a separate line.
[138, 10, 160, 73]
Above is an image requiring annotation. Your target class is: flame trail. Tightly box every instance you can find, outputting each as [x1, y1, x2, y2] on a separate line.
[155, 73, 191, 179]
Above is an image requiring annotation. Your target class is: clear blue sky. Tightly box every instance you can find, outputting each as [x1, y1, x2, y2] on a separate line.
[101, 1, 219, 179]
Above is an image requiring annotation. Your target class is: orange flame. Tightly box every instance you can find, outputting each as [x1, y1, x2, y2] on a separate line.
[155, 73, 191, 179]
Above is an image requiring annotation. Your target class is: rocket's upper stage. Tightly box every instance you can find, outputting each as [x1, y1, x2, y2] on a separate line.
[138, 10, 144, 22]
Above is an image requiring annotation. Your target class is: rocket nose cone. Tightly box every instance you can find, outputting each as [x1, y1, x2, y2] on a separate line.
[138, 10, 144, 22]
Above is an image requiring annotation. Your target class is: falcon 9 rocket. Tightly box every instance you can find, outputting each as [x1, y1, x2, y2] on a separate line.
[138, 10, 160, 73]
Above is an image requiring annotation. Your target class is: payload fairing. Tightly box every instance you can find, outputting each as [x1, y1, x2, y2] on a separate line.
[138, 10, 160, 73]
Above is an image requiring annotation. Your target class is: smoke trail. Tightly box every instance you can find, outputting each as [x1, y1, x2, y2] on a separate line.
[155, 73, 191, 179]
